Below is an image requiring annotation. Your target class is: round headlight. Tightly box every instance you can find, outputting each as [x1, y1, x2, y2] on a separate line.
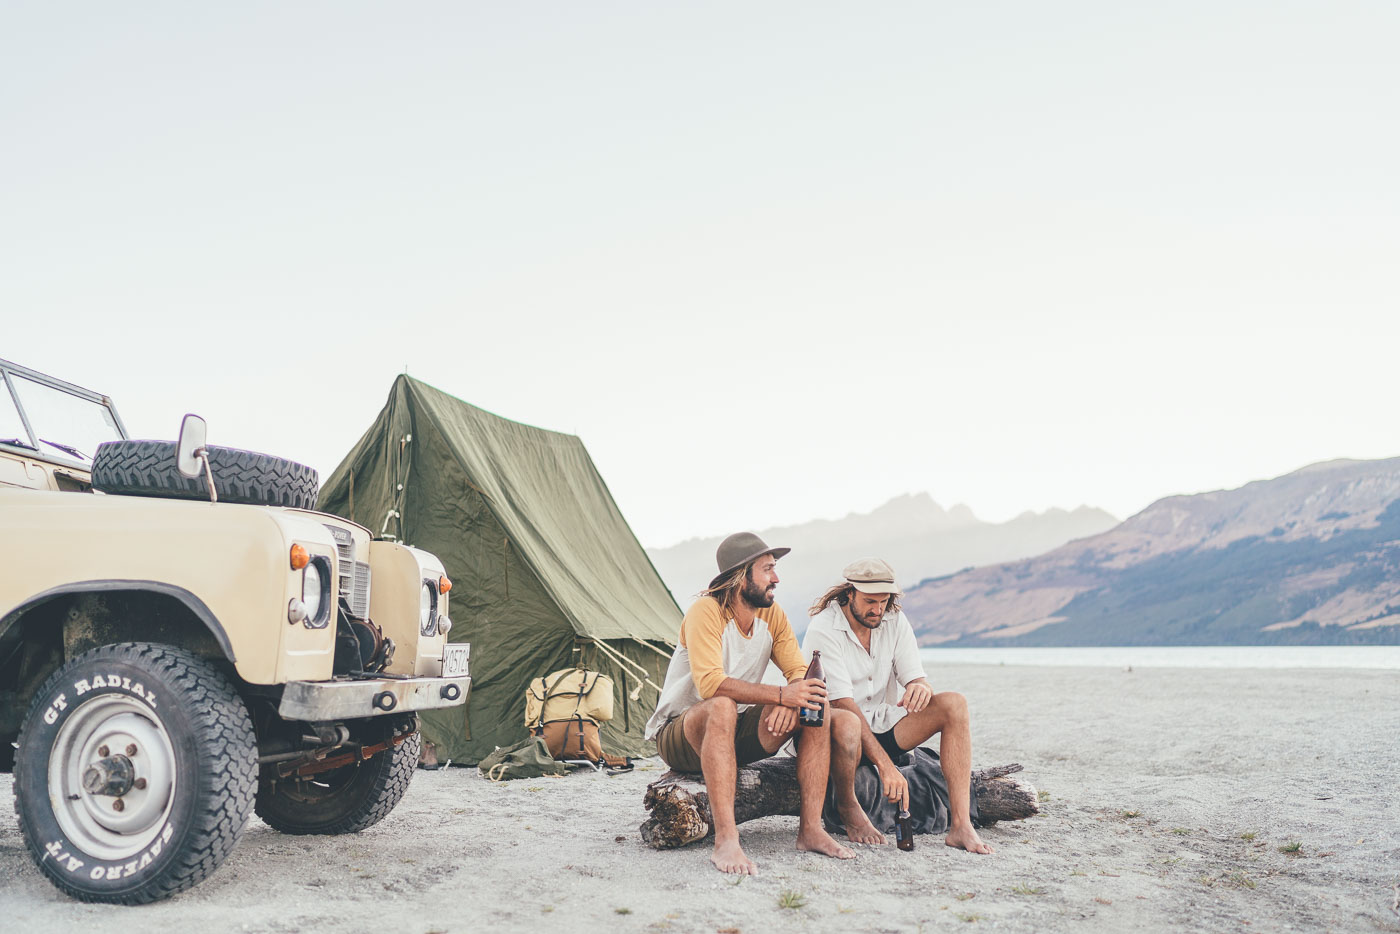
[420, 582, 435, 634]
[302, 562, 323, 622]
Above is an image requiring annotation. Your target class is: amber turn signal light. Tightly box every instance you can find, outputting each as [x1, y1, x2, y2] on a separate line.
[439, 575, 452, 595]
[290, 544, 310, 570]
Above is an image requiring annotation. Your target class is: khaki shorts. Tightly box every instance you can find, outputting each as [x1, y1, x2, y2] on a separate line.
[655, 703, 771, 773]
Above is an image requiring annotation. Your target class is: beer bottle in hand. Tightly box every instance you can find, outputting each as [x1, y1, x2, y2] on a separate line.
[895, 809, 914, 851]
[799, 650, 825, 728]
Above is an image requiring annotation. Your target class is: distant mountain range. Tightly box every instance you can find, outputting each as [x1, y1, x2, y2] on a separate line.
[902, 458, 1400, 646]
[646, 494, 1118, 631]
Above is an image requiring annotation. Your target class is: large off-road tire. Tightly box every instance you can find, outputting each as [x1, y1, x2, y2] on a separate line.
[254, 729, 421, 835]
[91, 439, 319, 509]
[13, 643, 257, 904]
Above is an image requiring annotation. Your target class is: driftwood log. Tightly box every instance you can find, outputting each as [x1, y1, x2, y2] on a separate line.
[640, 758, 1037, 849]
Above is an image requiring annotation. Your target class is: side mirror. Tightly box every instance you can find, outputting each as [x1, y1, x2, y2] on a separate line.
[176, 414, 208, 479]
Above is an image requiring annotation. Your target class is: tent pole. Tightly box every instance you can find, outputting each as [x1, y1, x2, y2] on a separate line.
[632, 637, 676, 660]
[589, 638, 663, 695]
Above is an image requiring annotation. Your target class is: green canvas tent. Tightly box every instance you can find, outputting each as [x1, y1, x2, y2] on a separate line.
[318, 376, 680, 763]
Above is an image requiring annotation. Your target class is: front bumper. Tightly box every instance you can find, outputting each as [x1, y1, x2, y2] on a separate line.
[278, 675, 471, 721]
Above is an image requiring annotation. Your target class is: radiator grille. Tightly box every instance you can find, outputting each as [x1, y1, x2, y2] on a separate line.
[350, 560, 371, 619]
[324, 524, 372, 619]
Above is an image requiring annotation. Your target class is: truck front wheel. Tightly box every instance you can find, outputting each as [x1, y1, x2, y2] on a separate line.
[254, 726, 420, 835]
[13, 643, 257, 904]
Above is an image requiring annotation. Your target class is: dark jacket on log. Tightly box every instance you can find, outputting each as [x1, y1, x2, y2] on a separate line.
[640, 756, 1030, 849]
[824, 747, 979, 836]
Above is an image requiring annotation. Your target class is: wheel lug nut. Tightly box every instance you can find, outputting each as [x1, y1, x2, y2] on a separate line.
[126, 744, 138, 756]
[113, 799, 125, 812]
[98, 745, 110, 757]
[134, 778, 148, 790]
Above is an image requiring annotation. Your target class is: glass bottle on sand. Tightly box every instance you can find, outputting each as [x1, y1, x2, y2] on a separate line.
[895, 809, 914, 851]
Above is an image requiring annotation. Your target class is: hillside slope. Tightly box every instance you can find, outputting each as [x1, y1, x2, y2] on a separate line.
[647, 493, 1117, 628]
[902, 458, 1400, 646]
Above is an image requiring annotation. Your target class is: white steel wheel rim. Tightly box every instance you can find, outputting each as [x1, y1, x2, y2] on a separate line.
[48, 694, 177, 861]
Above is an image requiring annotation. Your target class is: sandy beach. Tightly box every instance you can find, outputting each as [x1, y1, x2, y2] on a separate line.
[4, 664, 1397, 933]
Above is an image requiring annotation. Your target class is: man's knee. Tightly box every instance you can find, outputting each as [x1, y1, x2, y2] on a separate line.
[694, 695, 739, 733]
[830, 708, 861, 757]
[935, 691, 969, 725]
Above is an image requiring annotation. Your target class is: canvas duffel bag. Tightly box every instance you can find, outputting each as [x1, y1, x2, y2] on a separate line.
[478, 736, 568, 782]
[524, 667, 615, 727]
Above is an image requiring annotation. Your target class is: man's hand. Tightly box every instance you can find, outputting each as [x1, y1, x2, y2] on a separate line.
[764, 678, 824, 734]
[764, 703, 797, 735]
[877, 757, 909, 811]
[897, 680, 933, 714]
[788, 677, 827, 715]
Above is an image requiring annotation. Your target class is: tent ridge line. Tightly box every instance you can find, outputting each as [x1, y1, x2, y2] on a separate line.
[575, 444, 684, 617]
[407, 380, 596, 636]
[404, 379, 680, 642]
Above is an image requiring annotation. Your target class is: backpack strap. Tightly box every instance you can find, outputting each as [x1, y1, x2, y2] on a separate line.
[529, 669, 584, 730]
[568, 714, 591, 760]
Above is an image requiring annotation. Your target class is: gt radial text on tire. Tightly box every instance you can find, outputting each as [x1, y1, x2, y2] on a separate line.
[90, 439, 319, 509]
[254, 726, 421, 835]
[13, 643, 258, 904]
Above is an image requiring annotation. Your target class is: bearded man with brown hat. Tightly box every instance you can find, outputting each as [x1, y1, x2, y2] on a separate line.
[645, 532, 862, 874]
[802, 557, 993, 854]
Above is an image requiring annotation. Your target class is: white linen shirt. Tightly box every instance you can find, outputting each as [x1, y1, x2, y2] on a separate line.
[801, 603, 926, 734]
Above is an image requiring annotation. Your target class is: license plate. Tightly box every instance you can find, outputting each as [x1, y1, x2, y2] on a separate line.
[441, 642, 470, 678]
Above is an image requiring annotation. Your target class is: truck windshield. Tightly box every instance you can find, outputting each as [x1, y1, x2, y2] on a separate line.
[0, 382, 29, 446]
[7, 373, 123, 462]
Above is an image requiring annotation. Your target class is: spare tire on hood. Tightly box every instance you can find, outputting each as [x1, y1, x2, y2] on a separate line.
[91, 439, 319, 510]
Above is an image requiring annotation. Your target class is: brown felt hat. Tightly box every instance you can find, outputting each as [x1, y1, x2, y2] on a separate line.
[842, 556, 902, 596]
[709, 532, 790, 590]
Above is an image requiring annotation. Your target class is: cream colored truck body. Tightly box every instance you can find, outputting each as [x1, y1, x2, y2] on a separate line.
[0, 356, 467, 764]
[0, 358, 472, 904]
[0, 488, 452, 686]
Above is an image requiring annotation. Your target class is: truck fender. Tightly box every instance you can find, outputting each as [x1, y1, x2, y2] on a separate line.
[0, 580, 237, 664]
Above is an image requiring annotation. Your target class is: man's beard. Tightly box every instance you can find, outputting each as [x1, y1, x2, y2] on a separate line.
[848, 596, 885, 629]
[741, 578, 775, 609]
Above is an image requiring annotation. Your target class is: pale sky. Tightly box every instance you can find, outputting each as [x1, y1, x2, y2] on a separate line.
[4, 2, 1396, 548]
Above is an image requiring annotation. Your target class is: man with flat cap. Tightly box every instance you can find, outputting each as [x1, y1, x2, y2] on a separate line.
[803, 557, 993, 854]
[645, 532, 861, 874]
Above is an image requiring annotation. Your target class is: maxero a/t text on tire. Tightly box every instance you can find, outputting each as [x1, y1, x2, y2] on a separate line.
[13, 643, 257, 904]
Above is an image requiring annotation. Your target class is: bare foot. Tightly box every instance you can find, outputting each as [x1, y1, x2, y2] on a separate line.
[945, 822, 994, 854]
[837, 804, 887, 845]
[711, 834, 758, 874]
[796, 826, 856, 860]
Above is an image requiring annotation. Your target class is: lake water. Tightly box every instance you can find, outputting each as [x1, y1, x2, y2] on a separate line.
[919, 645, 1400, 670]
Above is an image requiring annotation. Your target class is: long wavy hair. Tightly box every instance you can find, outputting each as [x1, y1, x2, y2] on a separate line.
[809, 582, 901, 617]
[700, 563, 754, 617]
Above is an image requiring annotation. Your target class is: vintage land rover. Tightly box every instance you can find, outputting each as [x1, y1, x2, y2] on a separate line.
[0, 358, 471, 904]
